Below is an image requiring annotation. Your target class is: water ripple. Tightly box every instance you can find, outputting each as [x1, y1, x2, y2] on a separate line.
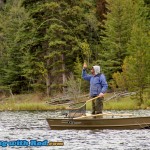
[0, 110, 150, 149]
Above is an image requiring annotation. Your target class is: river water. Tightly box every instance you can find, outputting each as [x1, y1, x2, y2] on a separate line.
[0, 110, 150, 150]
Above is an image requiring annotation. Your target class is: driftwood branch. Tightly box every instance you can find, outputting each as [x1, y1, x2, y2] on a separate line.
[46, 91, 136, 105]
[104, 92, 136, 102]
[46, 94, 89, 105]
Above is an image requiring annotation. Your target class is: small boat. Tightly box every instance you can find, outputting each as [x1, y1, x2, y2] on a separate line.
[46, 113, 150, 130]
[46, 97, 150, 130]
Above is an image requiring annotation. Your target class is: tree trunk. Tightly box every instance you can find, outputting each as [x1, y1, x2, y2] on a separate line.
[96, 0, 107, 22]
[0, 0, 4, 9]
[46, 59, 51, 97]
[61, 54, 66, 94]
[139, 86, 144, 105]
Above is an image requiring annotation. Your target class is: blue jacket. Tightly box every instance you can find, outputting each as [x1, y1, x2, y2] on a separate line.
[82, 69, 108, 97]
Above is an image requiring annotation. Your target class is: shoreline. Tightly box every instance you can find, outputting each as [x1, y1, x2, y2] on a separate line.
[0, 93, 150, 111]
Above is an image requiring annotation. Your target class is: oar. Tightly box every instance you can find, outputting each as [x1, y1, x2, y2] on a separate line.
[74, 113, 133, 119]
[66, 96, 99, 110]
[86, 96, 99, 103]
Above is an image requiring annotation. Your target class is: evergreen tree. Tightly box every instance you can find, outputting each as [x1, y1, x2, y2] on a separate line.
[112, 0, 150, 104]
[125, 28, 149, 104]
[21, 0, 100, 96]
[0, 0, 29, 93]
[101, 0, 138, 80]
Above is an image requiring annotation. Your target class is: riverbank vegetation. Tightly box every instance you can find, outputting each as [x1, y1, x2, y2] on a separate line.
[86, 91, 150, 110]
[0, 92, 150, 111]
[0, 93, 65, 111]
[0, 0, 149, 110]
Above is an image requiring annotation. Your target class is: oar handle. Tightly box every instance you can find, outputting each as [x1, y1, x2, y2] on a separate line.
[86, 96, 99, 103]
[66, 96, 99, 110]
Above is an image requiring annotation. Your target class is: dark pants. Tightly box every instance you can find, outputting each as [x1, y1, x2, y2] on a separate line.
[92, 97, 104, 114]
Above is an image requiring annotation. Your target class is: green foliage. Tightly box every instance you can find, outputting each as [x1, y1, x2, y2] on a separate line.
[103, 98, 139, 110]
[111, 72, 127, 91]
[79, 39, 92, 65]
[19, 0, 100, 95]
[112, 7, 150, 104]
[0, 0, 149, 103]
[108, 0, 150, 105]
[101, 0, 141, 80]
[74, 57, 82, 79]
[125, 0, 149, 104]
[65, 74, 82, 101]
[0, 0, 29, 93]
[73, 57, 90, 93]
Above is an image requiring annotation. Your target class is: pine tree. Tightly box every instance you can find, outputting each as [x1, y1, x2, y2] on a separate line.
[0, 0, 29, 93]
[101, 0, 138, 80]
[21, 0, 100, 96]
[126, 27, 149, 104]
[112, 0, 150, 104]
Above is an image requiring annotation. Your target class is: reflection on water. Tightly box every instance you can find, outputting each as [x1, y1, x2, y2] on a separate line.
[0, 110, 150, 150]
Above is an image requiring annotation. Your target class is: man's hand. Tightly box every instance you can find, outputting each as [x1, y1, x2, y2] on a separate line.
[98, 93, 104, 98]
[83, 62, 87, 69]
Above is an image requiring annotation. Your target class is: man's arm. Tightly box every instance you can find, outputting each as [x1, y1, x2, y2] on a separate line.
[82, 62, 92, 81]
[82, 69, 92, 81]
[99, 74, 108, 97]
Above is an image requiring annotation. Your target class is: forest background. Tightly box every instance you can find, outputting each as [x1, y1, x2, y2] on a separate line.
[0, 0, 149, 107]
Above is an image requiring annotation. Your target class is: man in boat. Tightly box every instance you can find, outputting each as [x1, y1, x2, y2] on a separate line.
[82, 63, 108, 114]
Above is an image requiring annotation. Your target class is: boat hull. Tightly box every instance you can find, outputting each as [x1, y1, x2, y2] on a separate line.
[46, 116, 150, 130]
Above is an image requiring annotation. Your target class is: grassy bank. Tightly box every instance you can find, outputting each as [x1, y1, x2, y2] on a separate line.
[86, 93, 150, 110]
[0, 93, 150, 111]
[0, 93, 65, 111]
